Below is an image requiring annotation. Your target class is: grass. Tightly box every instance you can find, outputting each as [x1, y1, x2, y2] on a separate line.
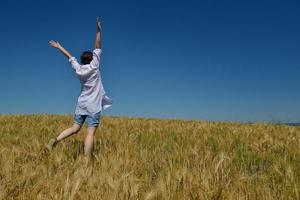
[0, 114, 299, 199]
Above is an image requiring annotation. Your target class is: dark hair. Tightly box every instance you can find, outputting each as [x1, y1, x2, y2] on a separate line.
[80, 51, 93, 65]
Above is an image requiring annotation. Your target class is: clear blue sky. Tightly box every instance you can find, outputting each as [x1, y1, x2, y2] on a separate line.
[0, 0, 299, 122]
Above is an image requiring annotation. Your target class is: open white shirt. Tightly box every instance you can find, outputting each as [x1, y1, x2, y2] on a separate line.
[68, 49, 112, 115]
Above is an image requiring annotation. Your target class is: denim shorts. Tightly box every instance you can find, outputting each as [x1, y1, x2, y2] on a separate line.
[74, 111, 101, 127]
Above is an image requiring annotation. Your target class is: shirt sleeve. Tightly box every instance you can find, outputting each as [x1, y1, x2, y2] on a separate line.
[68, 57, 81, 72]
[90, 48, 102, 69]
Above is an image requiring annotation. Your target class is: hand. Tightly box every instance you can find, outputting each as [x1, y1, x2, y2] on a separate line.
[49, 40, 61, 49]
[96, 16, 101, 31]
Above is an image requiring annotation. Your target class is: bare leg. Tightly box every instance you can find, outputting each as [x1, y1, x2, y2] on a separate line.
[56, 123, 81, 141]
[84, 126, 97, 157]
[46, 123, 81, 151]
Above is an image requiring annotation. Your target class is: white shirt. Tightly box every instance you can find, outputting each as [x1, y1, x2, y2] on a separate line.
[68, 49, 112, 115]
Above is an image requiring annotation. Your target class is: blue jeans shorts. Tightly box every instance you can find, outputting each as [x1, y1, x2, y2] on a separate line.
[74, 111, 101, 127]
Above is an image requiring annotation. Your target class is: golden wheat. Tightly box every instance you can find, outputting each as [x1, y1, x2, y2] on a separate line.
[0, 115, 299, 199]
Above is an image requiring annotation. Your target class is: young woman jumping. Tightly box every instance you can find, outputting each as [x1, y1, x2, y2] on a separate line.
[46, 17, 112, 158]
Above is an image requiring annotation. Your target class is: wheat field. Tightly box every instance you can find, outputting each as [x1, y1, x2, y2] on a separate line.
[0, 115, 299, 200]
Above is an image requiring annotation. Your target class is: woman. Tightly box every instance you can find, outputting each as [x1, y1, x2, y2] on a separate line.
[46, 17, 112, 159]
